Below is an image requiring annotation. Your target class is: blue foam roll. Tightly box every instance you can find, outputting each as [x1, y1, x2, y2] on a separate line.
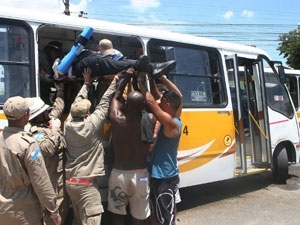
[81, 26, 94, 38]
[57, 26, 94, 74]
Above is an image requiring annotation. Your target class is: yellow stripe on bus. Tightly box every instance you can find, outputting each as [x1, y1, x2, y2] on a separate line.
[297, 112, 300, 128]
[0, 113, 6, 119]
[178, 110, 235, 172]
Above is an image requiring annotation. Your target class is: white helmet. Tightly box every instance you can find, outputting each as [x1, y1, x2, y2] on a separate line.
[26, 97, 50, 121]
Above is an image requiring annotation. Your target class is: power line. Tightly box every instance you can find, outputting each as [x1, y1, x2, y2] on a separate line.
[127, 23, 297, 27]
[68, 1, 299, 64]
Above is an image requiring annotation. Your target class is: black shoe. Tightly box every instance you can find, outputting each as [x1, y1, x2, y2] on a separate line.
[135, 55, 151, 72]
[150, 60, 176, 79]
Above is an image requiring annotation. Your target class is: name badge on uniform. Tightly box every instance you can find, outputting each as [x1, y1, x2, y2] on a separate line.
[34, 132, 44, 141]
[31, 149, 42, 160]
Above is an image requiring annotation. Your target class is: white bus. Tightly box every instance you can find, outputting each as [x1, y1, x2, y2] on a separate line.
[0, 6, 299, 189]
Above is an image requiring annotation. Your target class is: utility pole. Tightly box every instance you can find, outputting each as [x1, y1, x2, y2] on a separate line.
[63, 0, 70, 16]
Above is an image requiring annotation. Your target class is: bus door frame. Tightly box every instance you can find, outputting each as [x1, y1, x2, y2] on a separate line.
[251, 60, 272, 166]
[225, 54, 247, 174]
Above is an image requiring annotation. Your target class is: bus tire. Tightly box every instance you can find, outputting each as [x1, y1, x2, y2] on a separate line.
[272, 146, 288, 184]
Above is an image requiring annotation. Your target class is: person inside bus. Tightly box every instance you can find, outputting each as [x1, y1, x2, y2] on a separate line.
[138, 73, 183, 225]
[92, 38, 125, 108]
[97, 38, 124, 61]
[39, 41, 64, 105]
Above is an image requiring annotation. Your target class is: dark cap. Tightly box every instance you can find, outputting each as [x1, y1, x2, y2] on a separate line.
[44, 41, 62, 52]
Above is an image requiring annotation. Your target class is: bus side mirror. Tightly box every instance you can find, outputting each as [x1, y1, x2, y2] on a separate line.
[271, 60, 285, 85]
[277, 65, 286, 85]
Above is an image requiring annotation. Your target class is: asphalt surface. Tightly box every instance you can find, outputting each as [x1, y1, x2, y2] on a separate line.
[176, 165, 300, 225]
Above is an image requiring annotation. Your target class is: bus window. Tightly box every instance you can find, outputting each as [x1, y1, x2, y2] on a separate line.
[263, 60, 294, 119]
[285, 75, 298, 110]
[148, 40, 226, 108]
[0, 65, 4, 98]
[0, 21, 33, 104]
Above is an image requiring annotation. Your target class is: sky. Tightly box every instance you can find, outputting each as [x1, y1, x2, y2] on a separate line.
[2, 0, 300, 66]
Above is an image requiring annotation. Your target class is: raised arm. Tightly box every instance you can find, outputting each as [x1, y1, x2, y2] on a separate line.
[49, 81, 65, 120]
[158, 75, 183, 118]
[65, 68, 93, 121]
[110, 68, 134, 123]
[149, 76, 162, 100]
[74, 67, 94, 103]
[138, 75, 179, 138]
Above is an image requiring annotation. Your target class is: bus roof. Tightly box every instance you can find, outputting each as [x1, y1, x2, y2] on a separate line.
[0, 6, 269, 60]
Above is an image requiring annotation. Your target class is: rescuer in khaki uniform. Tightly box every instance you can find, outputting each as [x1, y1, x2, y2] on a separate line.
[28, 81, 69, 225]
[0, 96, 61, 225]
[64, 67, 121, 225]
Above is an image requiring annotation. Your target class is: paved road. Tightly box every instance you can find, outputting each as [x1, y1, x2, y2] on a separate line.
[176, 166, 300, 225]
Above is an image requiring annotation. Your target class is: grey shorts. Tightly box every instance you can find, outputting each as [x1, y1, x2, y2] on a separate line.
[107, 168, 150, 220]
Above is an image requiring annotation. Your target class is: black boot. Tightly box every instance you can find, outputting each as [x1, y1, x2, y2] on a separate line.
[150, 60, 176, 79]
[135, 55, 151, 73]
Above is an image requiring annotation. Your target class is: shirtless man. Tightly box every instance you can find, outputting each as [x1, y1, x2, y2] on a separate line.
[108, 69, 156, 225]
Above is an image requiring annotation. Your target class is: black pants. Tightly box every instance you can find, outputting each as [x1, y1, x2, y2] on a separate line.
[72, 52, 136, 78]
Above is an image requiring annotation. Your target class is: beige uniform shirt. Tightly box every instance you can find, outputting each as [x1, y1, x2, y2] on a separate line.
[0, 127, 58, 225]
[64, 80, 116, 179]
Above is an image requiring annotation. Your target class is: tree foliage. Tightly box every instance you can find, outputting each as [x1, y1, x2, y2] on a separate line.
[277, 27, 300, 69]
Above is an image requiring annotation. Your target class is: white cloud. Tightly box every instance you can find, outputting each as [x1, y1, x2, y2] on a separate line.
[2, 0, 91, 16]
[130, 0, 161, 13]
[241, 10, 254, 18]
[223, 11, 234, 20]
[3, 0, 63, 13]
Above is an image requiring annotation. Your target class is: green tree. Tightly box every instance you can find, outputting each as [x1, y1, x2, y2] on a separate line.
[277, 27, 300, 69]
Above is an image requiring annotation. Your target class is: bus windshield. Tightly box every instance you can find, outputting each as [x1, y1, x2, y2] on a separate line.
[263, 60, 294, 119]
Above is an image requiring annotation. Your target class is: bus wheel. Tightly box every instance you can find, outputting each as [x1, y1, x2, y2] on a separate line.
[272, 146, 288, 184]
